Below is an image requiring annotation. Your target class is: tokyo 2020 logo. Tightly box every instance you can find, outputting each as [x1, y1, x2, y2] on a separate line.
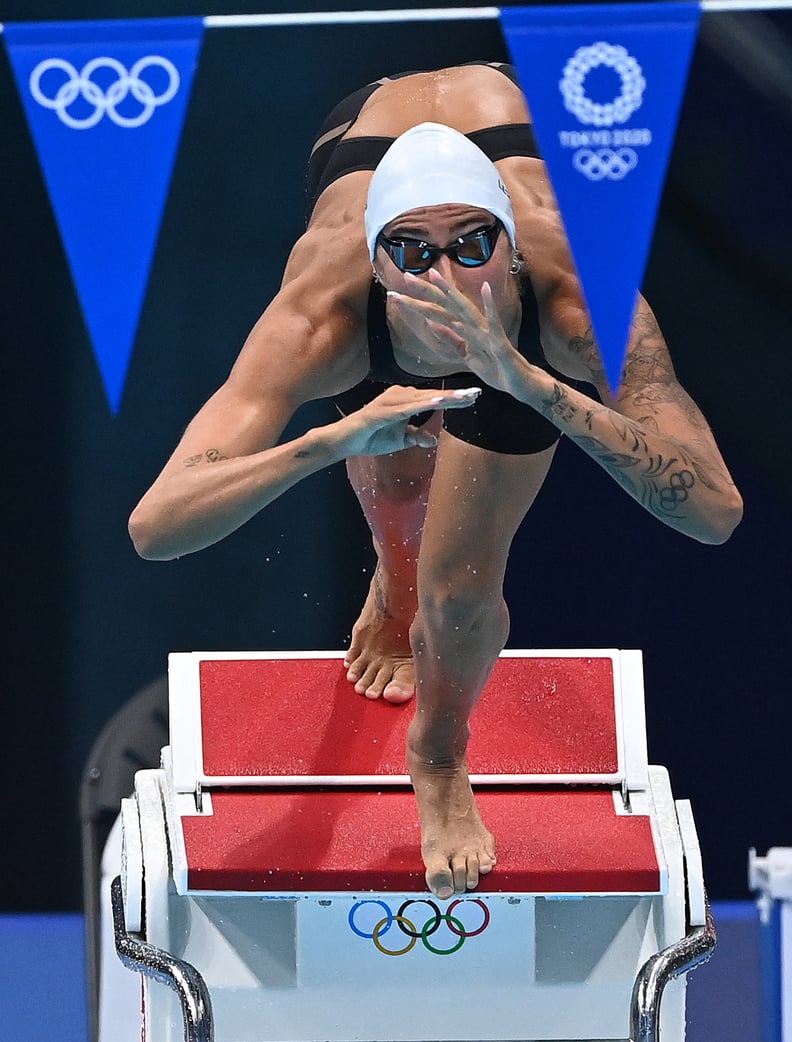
[557, 41, 648, 180]
[559, 41, 646, 127]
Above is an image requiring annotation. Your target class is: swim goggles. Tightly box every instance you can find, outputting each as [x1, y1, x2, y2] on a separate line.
[376, 221, 502, 275]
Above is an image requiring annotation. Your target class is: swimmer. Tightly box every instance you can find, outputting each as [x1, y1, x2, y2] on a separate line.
[129, 64, 742, 900]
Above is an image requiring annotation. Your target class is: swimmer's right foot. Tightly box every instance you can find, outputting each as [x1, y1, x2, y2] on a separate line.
[344, 565, 417, 704]
[406, 732, 496, 899]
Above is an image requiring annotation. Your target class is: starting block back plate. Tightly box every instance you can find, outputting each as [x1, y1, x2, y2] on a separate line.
[169, 650, 646, 791]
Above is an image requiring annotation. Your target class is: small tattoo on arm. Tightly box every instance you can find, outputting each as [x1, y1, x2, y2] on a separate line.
[657, 469, 694, 512]
[568, 327, 606, 385]
[184, 449, 228, 467]
[542, 383, 577, 422]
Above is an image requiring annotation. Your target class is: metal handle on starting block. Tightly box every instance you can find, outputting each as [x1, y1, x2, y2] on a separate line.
[629, 894, 716, 1042]
[110, 875, 215, 1042]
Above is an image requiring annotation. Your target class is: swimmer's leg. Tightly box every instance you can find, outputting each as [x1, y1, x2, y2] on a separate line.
[408, 431, 555, 898]
[344, 414, 440, 703]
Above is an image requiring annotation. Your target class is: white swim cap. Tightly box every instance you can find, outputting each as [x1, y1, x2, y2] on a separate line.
[364, 121, 516, 261]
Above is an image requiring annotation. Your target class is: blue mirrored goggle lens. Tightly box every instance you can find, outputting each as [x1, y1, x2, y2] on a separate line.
[379, 223, 502, 274]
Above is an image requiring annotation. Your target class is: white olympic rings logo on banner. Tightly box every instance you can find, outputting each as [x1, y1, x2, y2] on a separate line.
[573, 147, 639, 181]
[560, 42, 646, 127]
[29, 56, 180, 129]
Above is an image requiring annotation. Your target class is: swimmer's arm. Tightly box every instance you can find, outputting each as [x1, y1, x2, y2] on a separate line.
[502, 162, 741, 541]
[129, 361, 477, 561]
[524, 294, 744, 543]
[391, 266, 741, 542]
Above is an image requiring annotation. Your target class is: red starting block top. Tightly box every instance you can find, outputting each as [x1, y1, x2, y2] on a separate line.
[168, 652, 640, 788]
[168, 652, 659, 896]
[180, 789, 661, 894]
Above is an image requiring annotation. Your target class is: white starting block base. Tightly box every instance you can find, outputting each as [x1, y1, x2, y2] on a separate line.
[115, 651, 713, 1042]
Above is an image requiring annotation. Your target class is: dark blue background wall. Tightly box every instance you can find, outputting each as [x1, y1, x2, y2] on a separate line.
[2, 0, 790, 910]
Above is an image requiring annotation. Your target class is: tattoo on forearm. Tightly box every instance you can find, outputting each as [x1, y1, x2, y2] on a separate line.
[618, 313, 712, 433]
[567, 326, 606, 386]
[577, 432, 696, 519]
[184, 449, 228, 467]
[659, 470, 694, 511]
[542, 304, 731, 529]
[619, 312, 674, 390]
[576, 410, 711, 520]
[542, 383, 578, 422]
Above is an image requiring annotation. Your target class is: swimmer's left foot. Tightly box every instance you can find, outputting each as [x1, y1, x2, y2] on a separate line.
[344, 564, 416, 703]
[406, 735, 496, 899]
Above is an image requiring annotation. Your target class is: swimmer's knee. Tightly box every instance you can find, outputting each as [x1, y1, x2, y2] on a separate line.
[416, 582, 508, 641]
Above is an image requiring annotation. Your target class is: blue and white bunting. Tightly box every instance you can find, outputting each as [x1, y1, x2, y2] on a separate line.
[4, 18, 204, 412]
[501, 2, 701, 389]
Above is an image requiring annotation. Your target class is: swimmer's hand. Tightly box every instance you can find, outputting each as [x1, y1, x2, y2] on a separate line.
[332, 384, 480, 457]
[386, 272, 528, 395]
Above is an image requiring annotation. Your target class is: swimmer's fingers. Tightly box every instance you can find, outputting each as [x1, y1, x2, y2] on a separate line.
[335, 385, 481, 458]
[386, 288, 457, 330]
[372, 385, 482, 417]
[478, 281, 510, 353]
[404, 269, 475, 322]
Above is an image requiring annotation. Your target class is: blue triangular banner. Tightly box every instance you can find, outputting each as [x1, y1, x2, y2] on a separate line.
[4, 18, 203, 412]
[501, 3, 700, 389]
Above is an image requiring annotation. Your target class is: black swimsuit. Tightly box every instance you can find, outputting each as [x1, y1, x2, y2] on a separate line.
[308, 63, 566, 456]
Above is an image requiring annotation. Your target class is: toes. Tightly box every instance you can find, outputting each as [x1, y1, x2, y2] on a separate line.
[452, 855, 473, 894]
[478, 841, 497, 876]
[345, 650, 363, 682]
[347, 659, 415, 702]
[363, 664, 393, 700]
[427, 847, 495, 898]
[382, 684, 413, 704]
[348, 661, 380, 695]
[381, 662, 415, 704]
[425, 861, 455, 901]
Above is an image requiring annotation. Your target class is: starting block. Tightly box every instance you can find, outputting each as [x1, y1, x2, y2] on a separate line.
[113, 650, 714, 1042]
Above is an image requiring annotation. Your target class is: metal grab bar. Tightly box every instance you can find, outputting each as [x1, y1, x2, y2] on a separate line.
[630, 896, 716, 1042]
[111, 875, 215, 1042]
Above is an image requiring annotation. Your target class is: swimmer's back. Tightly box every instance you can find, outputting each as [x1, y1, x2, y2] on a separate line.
[346, 64, 532, 140]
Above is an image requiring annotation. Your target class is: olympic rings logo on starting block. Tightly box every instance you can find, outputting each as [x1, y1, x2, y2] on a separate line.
[348, 898, 491, 956]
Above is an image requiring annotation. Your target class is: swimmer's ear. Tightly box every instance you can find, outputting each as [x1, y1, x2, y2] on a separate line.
[510, 252, 530, 297]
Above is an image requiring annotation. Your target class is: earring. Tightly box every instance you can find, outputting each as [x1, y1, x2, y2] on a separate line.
[509, 254, 522, 276]
[372, 268, 381, 284]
